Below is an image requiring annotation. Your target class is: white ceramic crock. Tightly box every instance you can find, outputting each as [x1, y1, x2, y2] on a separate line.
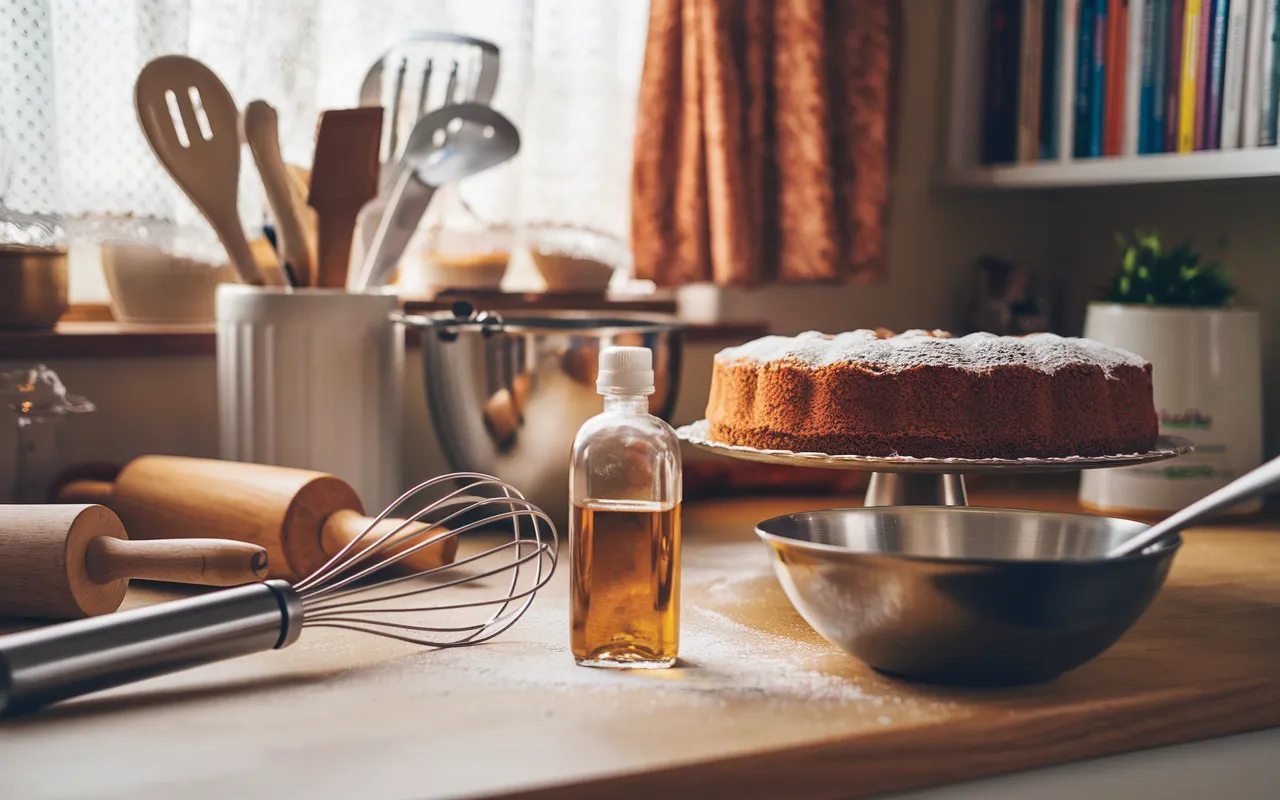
[1080, 303, 1263, 515]
[215, 285, 403, 511]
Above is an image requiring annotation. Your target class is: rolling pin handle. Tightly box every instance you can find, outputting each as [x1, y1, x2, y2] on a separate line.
[55, 480, 116, 507]
[320, 509, 459, 574]
[84, 537, 270, 587]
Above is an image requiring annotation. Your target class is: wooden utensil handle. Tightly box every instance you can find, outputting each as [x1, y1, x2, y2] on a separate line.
[85, 537, 269, 587]
[56, 480, 116, 507]
[314, 207, 360, 288]
[320, 509, 459, 573]
[245, 100, 315, 286]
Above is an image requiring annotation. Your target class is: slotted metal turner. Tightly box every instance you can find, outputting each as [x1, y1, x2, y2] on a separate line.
[358, 32, 500, 163]
[353, 33, 501, 271]
[134, 55, 264, 285]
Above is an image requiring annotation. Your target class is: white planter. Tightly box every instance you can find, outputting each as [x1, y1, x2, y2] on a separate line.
[1080, 303, 1263, 514]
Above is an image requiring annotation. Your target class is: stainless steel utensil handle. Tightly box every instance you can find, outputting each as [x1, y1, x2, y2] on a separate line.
[1107, 455, 1280, 557]
[353, 169, 437, 291]
[0, 580, 302, 718]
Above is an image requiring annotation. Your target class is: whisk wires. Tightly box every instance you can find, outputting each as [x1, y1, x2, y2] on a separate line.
[294, 473, 557, 647]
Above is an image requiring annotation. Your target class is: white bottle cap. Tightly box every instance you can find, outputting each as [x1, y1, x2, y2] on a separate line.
[597, 346, 655, 395]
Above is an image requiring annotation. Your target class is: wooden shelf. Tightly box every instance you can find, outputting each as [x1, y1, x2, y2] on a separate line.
[939, 149, 1280, 190]
[0, 319, 763, 361]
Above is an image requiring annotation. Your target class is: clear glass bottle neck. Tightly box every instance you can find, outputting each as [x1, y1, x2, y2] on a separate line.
[601, 392, 650, 415]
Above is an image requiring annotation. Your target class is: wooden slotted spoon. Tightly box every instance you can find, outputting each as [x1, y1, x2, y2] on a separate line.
[134, 55, 264, 285]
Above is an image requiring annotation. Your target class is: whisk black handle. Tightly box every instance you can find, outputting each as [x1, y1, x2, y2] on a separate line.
[0, 580, 303, 718]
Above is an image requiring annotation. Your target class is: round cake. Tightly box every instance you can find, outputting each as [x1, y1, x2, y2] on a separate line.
[705, 329, 1158, 459]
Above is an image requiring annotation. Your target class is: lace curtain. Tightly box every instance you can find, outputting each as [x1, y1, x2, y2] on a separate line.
[0, 0, 648, 282]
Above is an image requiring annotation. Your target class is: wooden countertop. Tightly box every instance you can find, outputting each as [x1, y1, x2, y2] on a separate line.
[2, 490, 1279, 799]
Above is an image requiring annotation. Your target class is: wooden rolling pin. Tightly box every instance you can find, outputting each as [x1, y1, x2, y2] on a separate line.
[56, 456, 458, 581]
[0, 504, 268, 619]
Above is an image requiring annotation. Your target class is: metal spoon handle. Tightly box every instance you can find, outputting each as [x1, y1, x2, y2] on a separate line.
[1107, 455, 1280, 557]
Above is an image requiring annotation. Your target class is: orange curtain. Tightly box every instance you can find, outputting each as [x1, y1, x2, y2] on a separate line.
[632, 0, 901, 288]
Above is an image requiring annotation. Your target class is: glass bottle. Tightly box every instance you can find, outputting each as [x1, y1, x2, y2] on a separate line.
[569, 346, 682, 669]
[2, 365, 95, 503]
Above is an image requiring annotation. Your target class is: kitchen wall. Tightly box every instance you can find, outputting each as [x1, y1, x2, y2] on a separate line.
[5, 0, 1276, 501]
[0, 342, 727, 504]
[1048, 185, 1278, 459]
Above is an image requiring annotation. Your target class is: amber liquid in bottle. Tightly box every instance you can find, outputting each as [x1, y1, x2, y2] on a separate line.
[570, 499, 681, 668]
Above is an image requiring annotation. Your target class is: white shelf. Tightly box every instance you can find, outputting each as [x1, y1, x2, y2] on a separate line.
[938, 149, 1280, 189]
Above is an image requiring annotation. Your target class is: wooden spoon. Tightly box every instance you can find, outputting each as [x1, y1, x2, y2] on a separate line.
[243, 100, 316, 287]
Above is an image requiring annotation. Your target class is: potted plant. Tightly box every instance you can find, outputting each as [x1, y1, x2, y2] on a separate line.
[1080, 232, 1262, 515]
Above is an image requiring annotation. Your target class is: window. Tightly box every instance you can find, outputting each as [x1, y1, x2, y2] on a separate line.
[1, 0, 649, 298]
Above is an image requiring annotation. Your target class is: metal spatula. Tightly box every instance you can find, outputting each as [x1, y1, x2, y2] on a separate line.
[350, 103, 519, 291]
[134, 55, 264, 285]
[353, 33, 500, 271]
[358, 33, 500, 163]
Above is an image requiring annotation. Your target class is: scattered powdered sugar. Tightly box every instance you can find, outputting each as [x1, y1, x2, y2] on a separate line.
[716, 330, 1148, 375]
[381, 594, 879, 708]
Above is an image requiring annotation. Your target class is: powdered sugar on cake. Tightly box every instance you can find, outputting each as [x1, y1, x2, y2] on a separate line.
[715, 330, 1148, 375]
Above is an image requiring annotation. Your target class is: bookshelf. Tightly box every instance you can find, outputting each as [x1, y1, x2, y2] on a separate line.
[939, 0, 1280, 189]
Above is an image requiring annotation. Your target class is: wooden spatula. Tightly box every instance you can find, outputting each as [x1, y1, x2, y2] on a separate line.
[134, 55, 265, 285]
[308, 108, 382, 288]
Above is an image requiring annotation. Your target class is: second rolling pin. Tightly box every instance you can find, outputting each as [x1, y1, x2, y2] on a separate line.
[0, 504, 268, 619]
[55, 456, 458, 581]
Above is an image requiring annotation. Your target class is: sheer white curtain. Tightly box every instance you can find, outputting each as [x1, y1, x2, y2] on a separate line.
[0, 0, 648, 287]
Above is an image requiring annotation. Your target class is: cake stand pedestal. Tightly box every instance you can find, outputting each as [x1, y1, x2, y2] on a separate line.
[676, 420, 1194, 507]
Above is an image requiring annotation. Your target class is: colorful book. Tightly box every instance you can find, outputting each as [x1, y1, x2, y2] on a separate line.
[1124, 0, 1146, 154]
[1100, 0, 1121, 154]
[983, 0, 1023, 162]
[1178, 0, 1202, 152]
[1147, 0, 1171, 152]
[1104, 0, 1130, 155]
[1092, 0, 1109, 154]
[1202, 0, 1229, 149]
[1040, 0, 1062, 158]
[1019, 0, 1047, 160]
[1242, 0, 1268, 147]
[1263, 0, 1280, 145]
[1058, 0, 1081, 159]
[1076, 0, 1100, 155]
[1139, 0, 1158, 153]
[1193, 0, 1213, 148]
[1219, 0, 1252, 149]
[1166, 0, 1187, 150]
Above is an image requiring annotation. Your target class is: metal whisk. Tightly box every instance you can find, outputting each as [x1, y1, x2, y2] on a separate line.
[0, 473, 557, 718]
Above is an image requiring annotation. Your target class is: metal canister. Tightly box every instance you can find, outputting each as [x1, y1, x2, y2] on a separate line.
[0, 245, 69, 329]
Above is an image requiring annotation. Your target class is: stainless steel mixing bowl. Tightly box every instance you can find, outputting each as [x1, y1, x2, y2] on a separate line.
[400, 308, 682, 530]
[756, 507, 1180, 685]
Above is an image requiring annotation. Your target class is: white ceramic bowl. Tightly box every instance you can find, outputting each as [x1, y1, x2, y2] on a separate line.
[102, 242, 238, 324]
[526, 225, 625, 292]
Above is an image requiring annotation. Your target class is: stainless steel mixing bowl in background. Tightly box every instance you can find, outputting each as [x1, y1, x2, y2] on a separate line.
[756, 507, 1181, 686]
[399, 308, 682, 530]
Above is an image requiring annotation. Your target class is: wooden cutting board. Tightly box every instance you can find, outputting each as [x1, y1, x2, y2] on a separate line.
[1, 490, 1278, 799]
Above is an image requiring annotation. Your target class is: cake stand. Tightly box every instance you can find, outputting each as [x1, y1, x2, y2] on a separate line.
[676, 420, 1194, 507]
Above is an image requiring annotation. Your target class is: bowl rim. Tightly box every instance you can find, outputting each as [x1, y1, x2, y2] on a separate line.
[398, 309, 683, 335]
[754, 505, 1182, 565]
